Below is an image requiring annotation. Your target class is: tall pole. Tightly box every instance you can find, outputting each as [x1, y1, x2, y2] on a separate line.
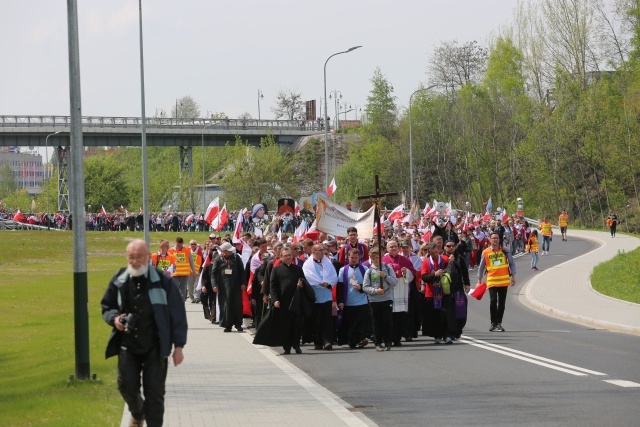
[45, 131, 61, 215]
[139, 0, 150, 245]
[201, 123, 212, 213]
[257, 89, 263, 120]
[409, 84, 437, 205]
[66, 0, 89, 381]
[324, 46, 361, 189]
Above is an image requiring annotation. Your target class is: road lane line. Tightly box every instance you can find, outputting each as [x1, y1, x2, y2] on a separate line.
[603, 380, 640, 388]
[459, 338, 586, 376]
[461, 336, 607, 376]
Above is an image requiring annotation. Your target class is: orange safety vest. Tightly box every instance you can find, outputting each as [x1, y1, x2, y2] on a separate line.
[558, 214, 569, 227]
[191, 248, 203, 273]
[527, 236, 539, 253]
[482, 248, 511, 288]
[540, 221, 553, 236]
[170, 246, 192, 277]
[151, 252, 177, 272]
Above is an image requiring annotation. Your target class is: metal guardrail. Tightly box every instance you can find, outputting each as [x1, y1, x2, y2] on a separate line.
[0, 219, 63, 231]
[0, 115, 324, 132]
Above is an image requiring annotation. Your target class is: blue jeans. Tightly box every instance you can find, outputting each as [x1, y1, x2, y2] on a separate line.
[542, 236, 551, 252]
[530, 252, 538, 268]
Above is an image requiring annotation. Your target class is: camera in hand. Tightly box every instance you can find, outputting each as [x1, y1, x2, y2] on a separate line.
[119, 313, 137, 333]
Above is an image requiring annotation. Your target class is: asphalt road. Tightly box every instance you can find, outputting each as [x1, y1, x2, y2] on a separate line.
[286, 237, 640, 426]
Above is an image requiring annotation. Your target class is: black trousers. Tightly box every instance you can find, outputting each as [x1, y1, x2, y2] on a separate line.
[343, 304, 370, 347]
[201, 290, 216, 321]
[312, 301, 333, 347]
[118, 347, 168, 427]
[489, 286, 508, 324]
[392, 311, 409, 344]
[253, 296, 266, 328]
[282, 314, 304, 351]
[370, 300, 393, 346]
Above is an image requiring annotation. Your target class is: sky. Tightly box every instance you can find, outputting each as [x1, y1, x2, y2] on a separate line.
[1, 0, 524, 123]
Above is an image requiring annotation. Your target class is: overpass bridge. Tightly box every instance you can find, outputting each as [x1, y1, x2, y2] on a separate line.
[0, 115, 322, 147]
[0, 115, 324, 212]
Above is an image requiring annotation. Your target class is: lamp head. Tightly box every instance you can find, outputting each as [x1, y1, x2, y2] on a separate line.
[348, 46, 362, 52]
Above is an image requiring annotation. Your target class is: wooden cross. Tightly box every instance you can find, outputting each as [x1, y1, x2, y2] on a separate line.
[358, 175, 397, 285]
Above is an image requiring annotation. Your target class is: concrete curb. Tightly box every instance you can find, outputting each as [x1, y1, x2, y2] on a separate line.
[519, 231, 640, 336]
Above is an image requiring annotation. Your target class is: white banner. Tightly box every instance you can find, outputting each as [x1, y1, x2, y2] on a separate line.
[315, 196, 375, 238]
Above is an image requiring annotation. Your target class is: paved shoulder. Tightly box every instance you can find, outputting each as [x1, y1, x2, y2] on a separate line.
[520, 230, 640, 336]
[134, 304, 377, 426]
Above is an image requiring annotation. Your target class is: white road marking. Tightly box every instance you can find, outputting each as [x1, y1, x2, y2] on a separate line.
[461, 336, 607, 376]
[242, 334, 376, 426]
[603, 380, 640, 388]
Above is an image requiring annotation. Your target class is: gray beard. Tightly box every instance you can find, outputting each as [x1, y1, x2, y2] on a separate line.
[127, 263, 149, 278]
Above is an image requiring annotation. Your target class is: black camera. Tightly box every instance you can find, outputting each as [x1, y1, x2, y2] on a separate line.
[119, 313, 137, 333]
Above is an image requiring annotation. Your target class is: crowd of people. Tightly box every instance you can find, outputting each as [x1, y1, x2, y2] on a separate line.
[133, 209, 575, 354]
[99, 208, 575, 426]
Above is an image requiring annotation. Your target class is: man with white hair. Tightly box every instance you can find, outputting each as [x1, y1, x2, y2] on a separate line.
[303, 244, 338, 350]
[211, 241, 247, 332]
[101, 239, 187, 427]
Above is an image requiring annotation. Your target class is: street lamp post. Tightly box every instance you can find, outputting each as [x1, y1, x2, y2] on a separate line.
[330, 90, 342, 130]
[45, 131, 61, 215]
[257, 89, 264, 120]
[324, 46, 361, 188]
[139, 0, 150, 245]
[409, 84, 438, 205]
[201, 122, 212, 213]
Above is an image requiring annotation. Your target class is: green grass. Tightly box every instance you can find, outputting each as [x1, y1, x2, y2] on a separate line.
[591, 246, 640, 304]
[0, 230, 210, 427]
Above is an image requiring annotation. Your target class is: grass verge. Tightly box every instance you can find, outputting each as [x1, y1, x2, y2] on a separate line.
[591, 246, 640, 304]
[0, 230, 209, 426]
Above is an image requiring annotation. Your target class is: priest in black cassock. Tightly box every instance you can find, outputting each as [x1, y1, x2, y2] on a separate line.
[269, 247, 315, 354]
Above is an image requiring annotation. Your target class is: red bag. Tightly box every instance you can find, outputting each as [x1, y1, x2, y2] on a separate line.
[469, 282, 487, 300]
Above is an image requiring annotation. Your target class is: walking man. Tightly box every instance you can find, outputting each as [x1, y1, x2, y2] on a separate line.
[558, 210, 569, 241]
[101, 239, 187, 427]
[477, 231, 516, 332]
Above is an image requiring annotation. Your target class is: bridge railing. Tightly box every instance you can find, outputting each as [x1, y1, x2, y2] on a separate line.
[0, 115, 324, 132]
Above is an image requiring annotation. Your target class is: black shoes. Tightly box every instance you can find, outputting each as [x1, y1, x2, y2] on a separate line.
[323, 343, 333, 351]
[294, 346, 302, 354]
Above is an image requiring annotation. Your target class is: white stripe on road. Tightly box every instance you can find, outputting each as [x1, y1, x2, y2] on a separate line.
[603, 380, 640, 388]
[460, 336, 607, 376]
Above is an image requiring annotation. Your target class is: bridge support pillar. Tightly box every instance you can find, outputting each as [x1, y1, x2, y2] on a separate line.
[57, 146, 70, 213]
[179, 146, 193, 178]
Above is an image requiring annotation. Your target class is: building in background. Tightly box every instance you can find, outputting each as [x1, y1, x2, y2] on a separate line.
[0, 147, 44, 196]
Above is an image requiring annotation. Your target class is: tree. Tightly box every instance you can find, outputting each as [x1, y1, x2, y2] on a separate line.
[0, 163, 17, 198]
[271, 88, 304, 120]
[364, 67, 398, 139]
[238, 112, 253, 120]
[427, 40, 489, 92]
[221, 134, 299, 209]
[172, 95, 201, 118]
[84, 154, 129, 210]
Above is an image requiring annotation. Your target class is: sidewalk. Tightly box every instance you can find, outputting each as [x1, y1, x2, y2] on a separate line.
[520, 230, 640, 336]
[121, 230, 640, 426]
[120, 303, 377, 427]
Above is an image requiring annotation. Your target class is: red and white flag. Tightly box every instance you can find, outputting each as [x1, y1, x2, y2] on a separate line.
[423, 201, 430, 217]
[14, 209, 26, 222]
[327, 177, 337, 196]
[294, 201, 300, 217]
[292, 219, 307, 243]
[204, 197, 220, 225]
[212, 204, 228, 231]
[387, 204, 404, 223]
[101, 205, 108, 215]
[233, 208, 247, 243]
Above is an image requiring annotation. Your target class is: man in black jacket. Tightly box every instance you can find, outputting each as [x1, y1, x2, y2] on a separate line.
[270, 247, 315, 354]
[101, 239, 188, 427]
[211, 241, 246, 332]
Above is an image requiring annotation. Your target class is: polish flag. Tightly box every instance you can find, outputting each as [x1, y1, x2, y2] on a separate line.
[444, 201, 452, 215]
[233, 208, 247, 243]
[139, 207, 143, 214]
[423, 201, 430, 217]
[101, 205, 108, 215]
[294, 201, 300, 217]
[185, 213, 195, 225]
[125, 209, 130, 217]
[327, 177, 337, 196]
[204, 197, 220, 225]
[469, 282, 487, 300]
[292, 219, 307, 243]
[213, 204, 228, 231]
[14, 209, 26, 222]
[387, 204, 404, 223]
